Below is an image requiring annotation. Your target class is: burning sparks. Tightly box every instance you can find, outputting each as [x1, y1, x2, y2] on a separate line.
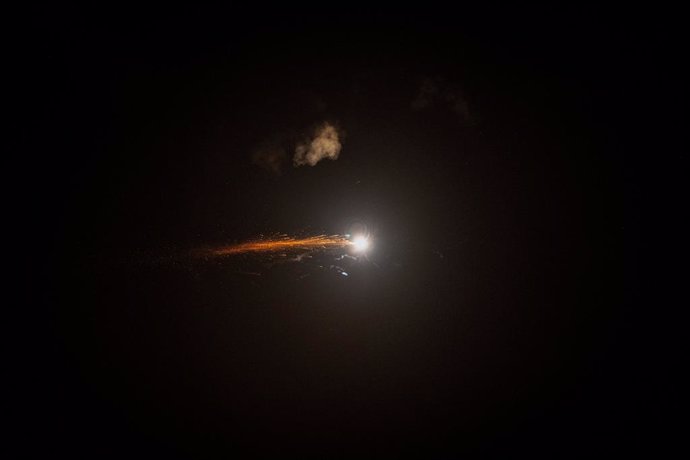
[209, 234, 353, 256]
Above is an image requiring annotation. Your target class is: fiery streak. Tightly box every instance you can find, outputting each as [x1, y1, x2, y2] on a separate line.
[209, 234, 352, 256]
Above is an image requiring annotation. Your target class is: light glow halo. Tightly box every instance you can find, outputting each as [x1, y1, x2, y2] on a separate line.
[352, 235, 370, 252]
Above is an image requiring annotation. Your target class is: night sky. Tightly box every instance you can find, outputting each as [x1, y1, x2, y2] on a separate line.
[19, 5, 663, 458]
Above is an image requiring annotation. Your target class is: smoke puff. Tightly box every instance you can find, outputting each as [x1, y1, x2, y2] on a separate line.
[252, 146, 287, 175]
[412, 77, 473, 125]
[411, 78, 439, 110]
[293, 123, 342, 167]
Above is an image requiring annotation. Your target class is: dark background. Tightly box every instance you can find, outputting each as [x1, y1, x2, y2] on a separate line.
[17, 4, 666, 457]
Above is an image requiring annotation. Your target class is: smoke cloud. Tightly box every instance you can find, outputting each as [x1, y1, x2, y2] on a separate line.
[412, 77, 473, 125]
[252, 145, 287, 175]
[293, 122, 342, 167]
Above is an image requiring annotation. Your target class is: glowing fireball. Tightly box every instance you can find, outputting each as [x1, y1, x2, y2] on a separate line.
[352, 235, 370, 252]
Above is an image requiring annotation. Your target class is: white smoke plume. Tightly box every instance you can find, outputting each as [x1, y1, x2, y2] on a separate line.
[293, 122, 342, 167]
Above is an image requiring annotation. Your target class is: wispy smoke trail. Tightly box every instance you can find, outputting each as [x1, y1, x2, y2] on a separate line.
[252, 145, 287, 175]
[293, 122, 342, 167]
[412, 77, 473, 124]
[208, 234, 352, 256]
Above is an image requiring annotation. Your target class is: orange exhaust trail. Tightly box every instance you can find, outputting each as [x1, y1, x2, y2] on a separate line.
[209, 234, 352, 256]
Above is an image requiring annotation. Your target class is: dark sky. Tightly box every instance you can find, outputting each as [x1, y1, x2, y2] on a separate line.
[18, 5, 664, 458]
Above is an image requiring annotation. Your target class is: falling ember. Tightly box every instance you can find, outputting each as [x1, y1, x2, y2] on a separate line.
[208, 234, 353, 256]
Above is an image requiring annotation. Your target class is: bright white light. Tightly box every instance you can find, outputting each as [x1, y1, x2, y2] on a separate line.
[352, 235, 370, 252]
